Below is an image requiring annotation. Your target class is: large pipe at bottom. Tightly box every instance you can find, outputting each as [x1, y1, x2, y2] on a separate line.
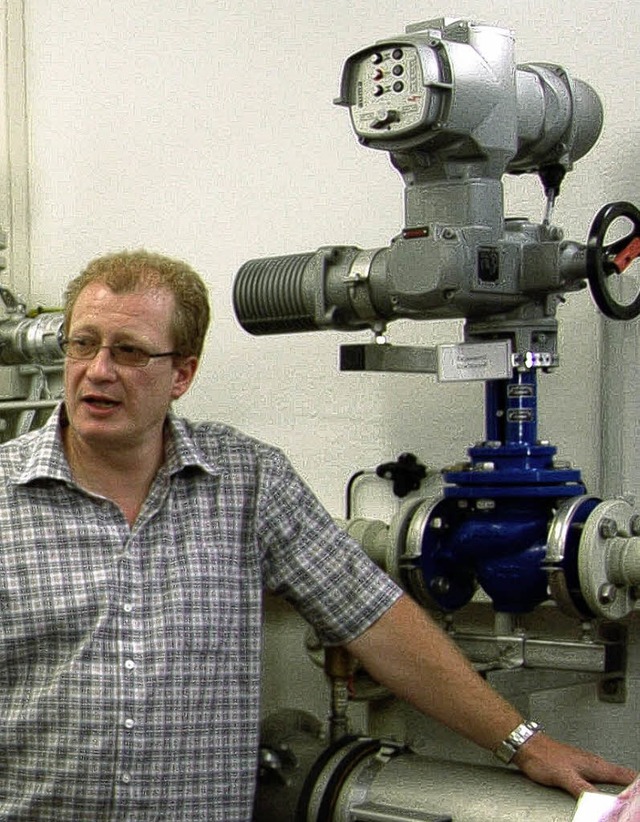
[334, 747, 577, 822]
[254, 714, 599, 822]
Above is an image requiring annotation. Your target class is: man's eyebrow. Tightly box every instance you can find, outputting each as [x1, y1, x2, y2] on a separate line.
[69, 325, 149, 343]
[67, 326, 99, 336]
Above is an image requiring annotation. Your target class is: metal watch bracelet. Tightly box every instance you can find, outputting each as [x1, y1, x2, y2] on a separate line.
[494, 720, 543, 764]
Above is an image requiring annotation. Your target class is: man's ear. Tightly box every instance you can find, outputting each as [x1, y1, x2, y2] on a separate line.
[171, 356, 198, 400]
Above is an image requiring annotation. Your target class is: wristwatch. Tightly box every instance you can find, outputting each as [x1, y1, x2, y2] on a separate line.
[494, 720, 543, 764]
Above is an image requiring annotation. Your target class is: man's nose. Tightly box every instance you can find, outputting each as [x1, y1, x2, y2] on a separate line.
[85, 346, 118, 377]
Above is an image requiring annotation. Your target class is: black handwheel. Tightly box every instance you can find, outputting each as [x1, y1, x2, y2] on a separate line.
[587, 201, 640, 320]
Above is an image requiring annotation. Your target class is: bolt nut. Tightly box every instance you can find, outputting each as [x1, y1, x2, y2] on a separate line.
[598, 583, 618, 605]
[473, 462, 495, 472]
[476, 499, 496, 511]
[430, 576, 451, 595]
[599, 518, 618, 539]
[600, 678, 621, 697]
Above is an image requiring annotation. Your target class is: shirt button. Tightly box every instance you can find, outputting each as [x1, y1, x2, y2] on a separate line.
[123, 603, 133, 613]
[122, 772, 131, 784]
[124, 659, 136, 670]
[124, 718, 135, 729]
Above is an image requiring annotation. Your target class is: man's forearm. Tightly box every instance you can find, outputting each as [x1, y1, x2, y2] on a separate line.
[345, 592, 527, 752]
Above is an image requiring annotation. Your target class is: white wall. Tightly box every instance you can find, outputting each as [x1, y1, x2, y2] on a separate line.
[20, 0, 639, 516]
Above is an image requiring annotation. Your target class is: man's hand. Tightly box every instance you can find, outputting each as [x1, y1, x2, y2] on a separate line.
[514, 733, 637, 800]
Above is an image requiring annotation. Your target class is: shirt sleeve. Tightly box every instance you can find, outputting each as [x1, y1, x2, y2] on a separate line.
[257, 448, 402, 645]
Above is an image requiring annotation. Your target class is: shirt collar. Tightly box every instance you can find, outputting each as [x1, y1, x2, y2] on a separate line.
[16, 403, 71, 485]
[162, 413, 223, 477]
[15, 404, 223, 486]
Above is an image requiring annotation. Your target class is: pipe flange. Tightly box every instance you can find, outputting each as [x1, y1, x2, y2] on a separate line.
[385, 496, 425, 586]
[298, 736, 394, 822]
[546, 495, 600, 618]
[578, 498, 636, 619]
[402, 493, 478, 611]
[402, 495, 451, 611]
[385, 474, 444, 587]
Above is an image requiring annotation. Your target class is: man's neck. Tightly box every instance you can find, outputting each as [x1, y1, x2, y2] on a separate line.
[63, 427, 165, 526]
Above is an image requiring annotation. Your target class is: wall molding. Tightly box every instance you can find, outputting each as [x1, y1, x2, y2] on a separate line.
[0, 0, 31, 300]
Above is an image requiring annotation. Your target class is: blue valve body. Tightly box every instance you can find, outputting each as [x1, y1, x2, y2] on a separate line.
[416, 371, 586, 612]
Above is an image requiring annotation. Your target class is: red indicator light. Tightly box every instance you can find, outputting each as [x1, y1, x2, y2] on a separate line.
[402, 227, 429, 239]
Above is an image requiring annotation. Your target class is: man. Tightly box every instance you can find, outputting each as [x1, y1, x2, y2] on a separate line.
[0, 249, 632, 819]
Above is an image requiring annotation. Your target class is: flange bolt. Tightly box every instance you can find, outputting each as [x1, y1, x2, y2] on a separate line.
[599, 518, 618, 539]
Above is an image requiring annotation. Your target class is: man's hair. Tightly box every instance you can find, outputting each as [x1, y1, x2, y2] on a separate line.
[63, 249, 211, 358]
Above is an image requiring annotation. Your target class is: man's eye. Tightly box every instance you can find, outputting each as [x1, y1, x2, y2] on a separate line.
[72, 338, 96, 351]
[114, 343, 144, 356]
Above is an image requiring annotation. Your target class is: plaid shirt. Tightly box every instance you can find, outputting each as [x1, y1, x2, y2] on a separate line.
[0, 405, 400, 820]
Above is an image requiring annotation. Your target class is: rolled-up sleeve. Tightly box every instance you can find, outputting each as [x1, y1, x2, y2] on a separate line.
[257, 449, 402, 645]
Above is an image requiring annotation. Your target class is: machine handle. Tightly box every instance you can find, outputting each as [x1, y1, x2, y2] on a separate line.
[587, 201, 640, 320]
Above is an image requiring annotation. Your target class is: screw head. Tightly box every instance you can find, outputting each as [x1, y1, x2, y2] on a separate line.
[598, 583, 618, 605]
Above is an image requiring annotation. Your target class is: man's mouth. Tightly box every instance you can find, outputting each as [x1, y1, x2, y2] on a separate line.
[82, 396, 120, 409]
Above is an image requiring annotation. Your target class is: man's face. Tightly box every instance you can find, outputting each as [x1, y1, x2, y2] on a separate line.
[64, 282, 196, 454]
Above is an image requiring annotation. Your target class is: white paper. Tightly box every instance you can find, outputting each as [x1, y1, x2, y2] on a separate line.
[572, 792, 619, 822]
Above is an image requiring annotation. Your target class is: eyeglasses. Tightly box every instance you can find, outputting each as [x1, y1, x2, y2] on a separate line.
[61, 337, 180, 368]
